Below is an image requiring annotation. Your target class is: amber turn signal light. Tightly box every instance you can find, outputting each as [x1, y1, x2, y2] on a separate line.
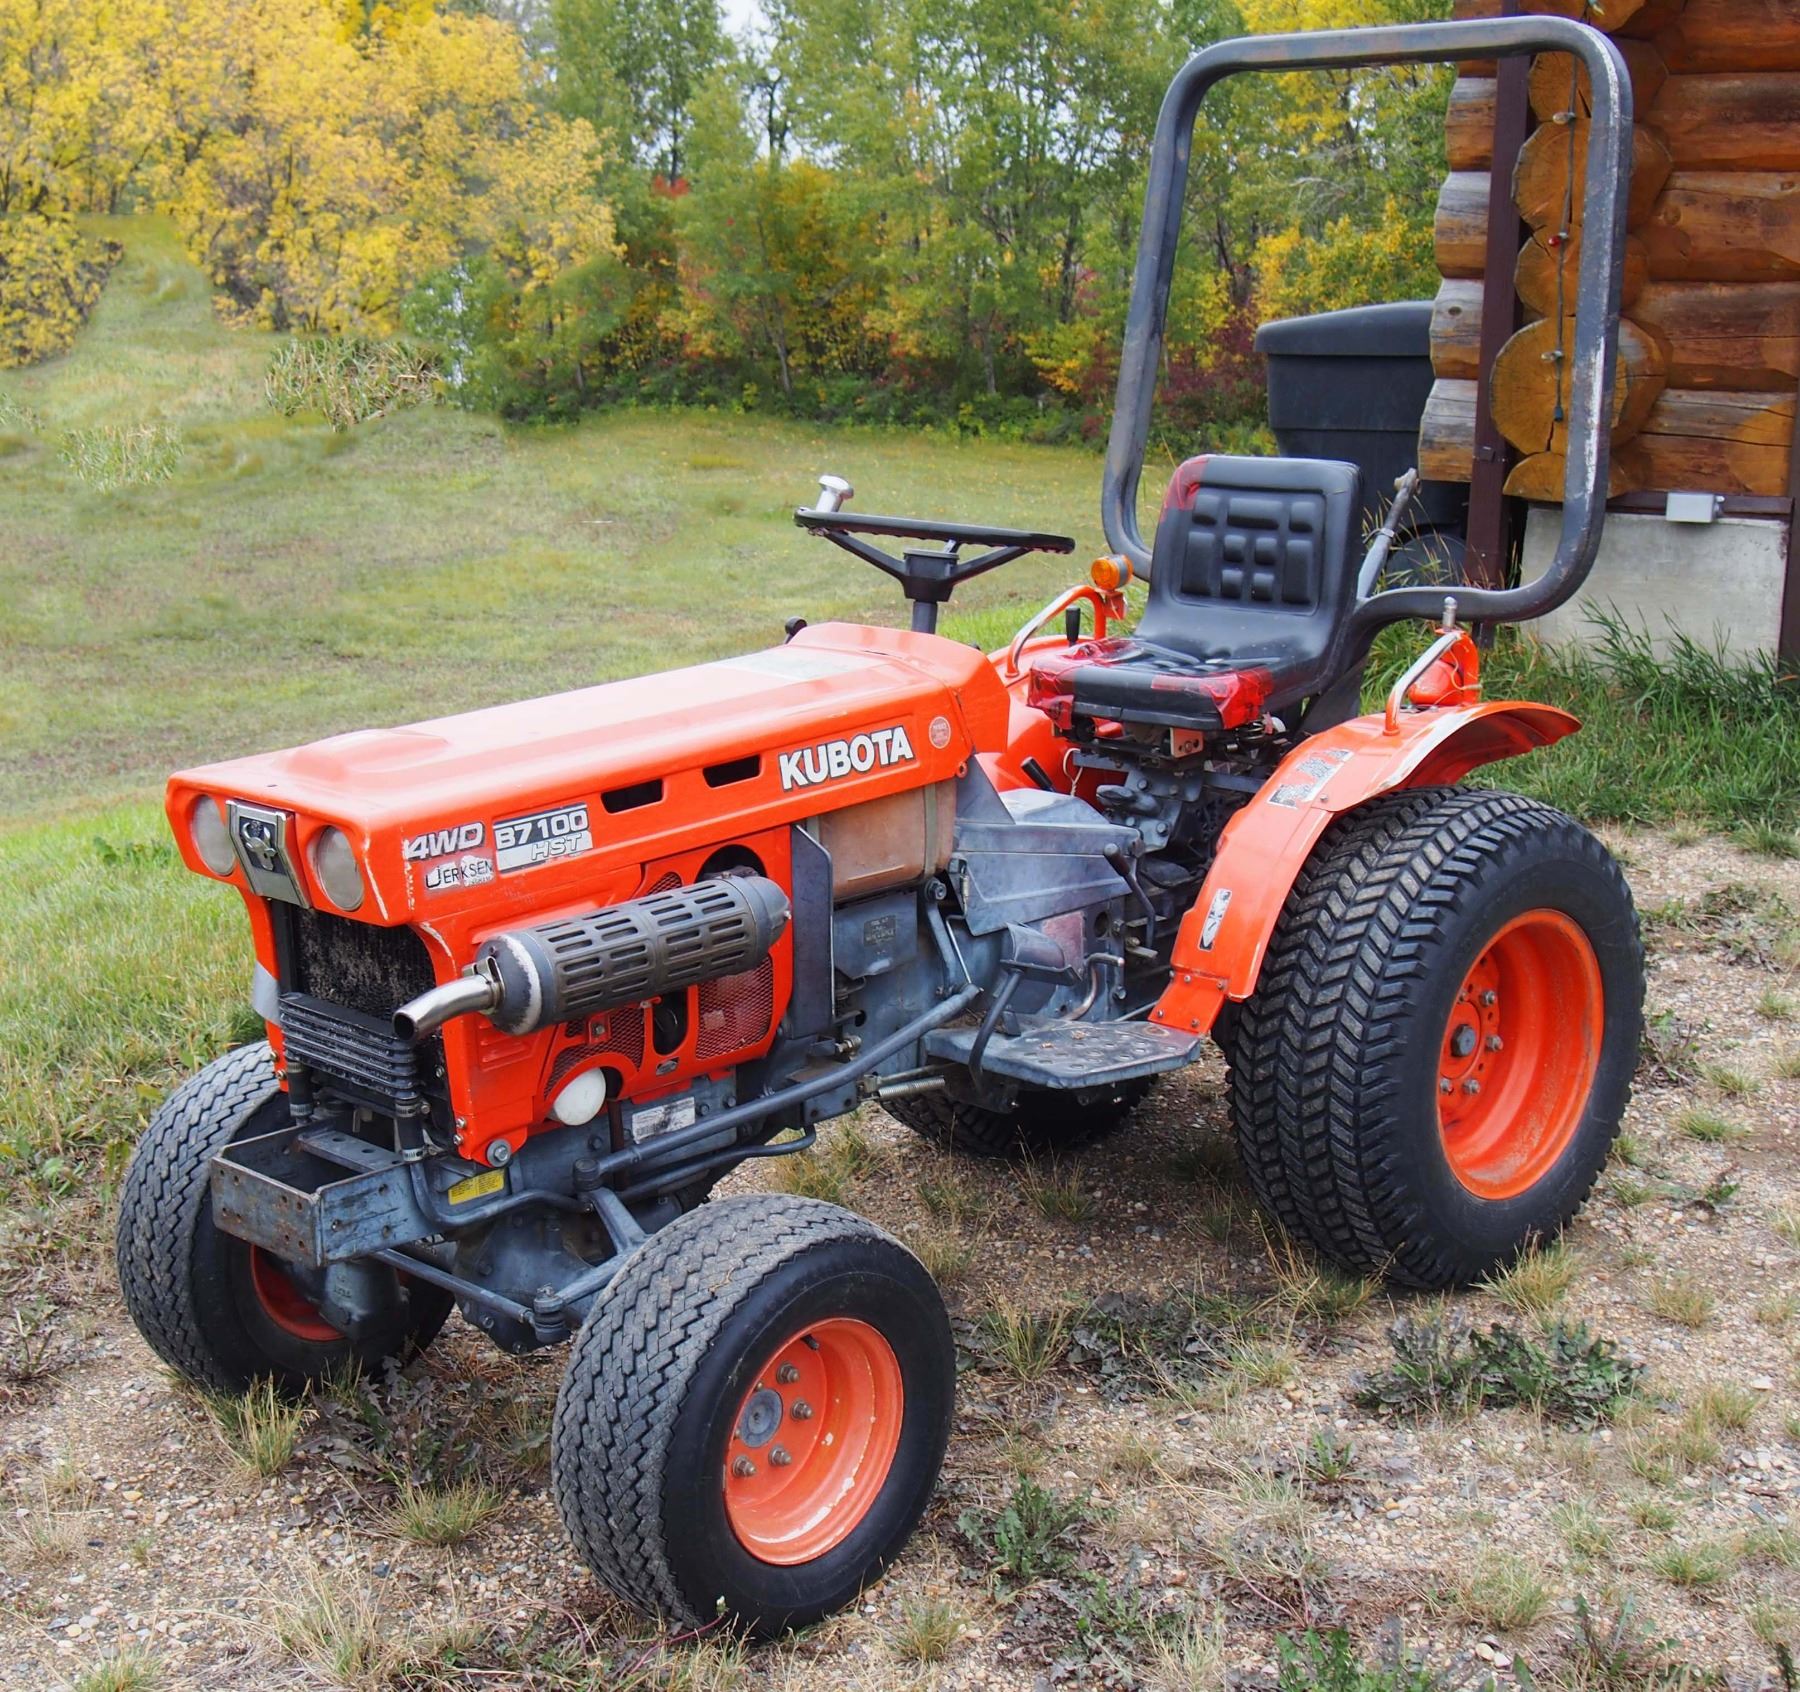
[1090, 554, 1132, 592]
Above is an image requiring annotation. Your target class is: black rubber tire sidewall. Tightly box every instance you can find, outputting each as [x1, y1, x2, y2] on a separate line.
[1366, 827, 1641, 1273]
[117, 1042, 451, 1395]
[551, 1195, 954, 1637]
[884, 1078, 1151, 1160]
[1228, 788, 1644, 1288]
[662, 1238, 953, 1629]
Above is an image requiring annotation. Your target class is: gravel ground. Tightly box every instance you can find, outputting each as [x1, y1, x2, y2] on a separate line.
[3, 828, 1798, 1691]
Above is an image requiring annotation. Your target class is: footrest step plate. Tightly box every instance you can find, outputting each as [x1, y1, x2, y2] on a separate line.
[924, 1018, 1201, 1088]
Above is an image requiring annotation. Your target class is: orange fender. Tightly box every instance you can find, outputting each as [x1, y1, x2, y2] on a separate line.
[1148, 701, 1579, 1036]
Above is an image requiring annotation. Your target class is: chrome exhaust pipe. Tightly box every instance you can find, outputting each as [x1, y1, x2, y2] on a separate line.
[394, 970, 500, 1042]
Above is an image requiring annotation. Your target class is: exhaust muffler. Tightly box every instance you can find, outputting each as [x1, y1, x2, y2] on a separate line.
[394, 874, 790, 1042]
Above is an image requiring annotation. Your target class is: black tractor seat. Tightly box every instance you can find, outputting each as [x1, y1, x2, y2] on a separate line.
[1027, 454, 1363, 734]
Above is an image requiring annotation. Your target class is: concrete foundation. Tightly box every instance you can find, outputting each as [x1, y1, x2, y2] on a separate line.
[1519, 506, 1788, 659]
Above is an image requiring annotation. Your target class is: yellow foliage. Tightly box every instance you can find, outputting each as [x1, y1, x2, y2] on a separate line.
[332, 0, 438, 39]
[0, 212, 116, 366]
[166, 2, 617, 332]
[1253, 198, 1437, 323]
[1, 0, 616, 351]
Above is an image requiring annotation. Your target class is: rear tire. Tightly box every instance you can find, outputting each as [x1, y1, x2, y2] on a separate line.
[116, 1043, 452, 1394]
[1227, 788, 1642, 1288]
[883, 1078, 1152, 1160]
[551, 1194, 953, 1636]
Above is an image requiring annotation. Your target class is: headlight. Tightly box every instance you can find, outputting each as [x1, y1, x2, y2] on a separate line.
[189, 797, 237, 876]
[310, 827, 366, 912]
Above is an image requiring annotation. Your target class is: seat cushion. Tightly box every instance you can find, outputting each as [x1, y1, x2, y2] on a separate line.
[1133, 454, 1363, 712]
[1025, 637, 1274, 734]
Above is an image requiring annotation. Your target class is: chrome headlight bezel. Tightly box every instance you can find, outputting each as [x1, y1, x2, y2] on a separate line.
[310, 826, 366, 913]
[188, 795, 237, 876]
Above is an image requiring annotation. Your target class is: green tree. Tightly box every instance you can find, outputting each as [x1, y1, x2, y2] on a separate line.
[764, 0, 1175, 396]
[674, 63, 880, 400]
[551, 0, 723, 181]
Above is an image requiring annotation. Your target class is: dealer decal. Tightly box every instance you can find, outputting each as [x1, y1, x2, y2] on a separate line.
[423, 853, 494, 894]
[778, 725, 916, 791]
[496, 802, 593, 874]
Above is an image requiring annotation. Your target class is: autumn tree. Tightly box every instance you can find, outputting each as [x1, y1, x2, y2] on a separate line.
[673, 63, 880, 400]
[169, 2, 617, 332]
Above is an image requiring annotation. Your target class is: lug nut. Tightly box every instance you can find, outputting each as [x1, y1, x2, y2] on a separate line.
[791, 1400, 813, 1420]
[1486, 1034, 1504, 1052]
[1480, 990, 1497, 1007]
[1439, 1078, 1453, 1095]
[776, 1363, 800, 1384]
[769, 1446, 792, 1467]
[1462, 1079, 1481, 1096]
[731, 1456, 757, 1478]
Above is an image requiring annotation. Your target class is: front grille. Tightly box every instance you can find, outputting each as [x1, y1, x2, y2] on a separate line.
[290, 910, 436, 1016]
[283, 910, 446, 1122]
[281, 993, 427, 1115]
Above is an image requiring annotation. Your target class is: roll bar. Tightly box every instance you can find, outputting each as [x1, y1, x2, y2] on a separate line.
[1100, 17, 1631, 632]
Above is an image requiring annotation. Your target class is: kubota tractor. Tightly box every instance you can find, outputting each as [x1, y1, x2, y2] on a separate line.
[118, 16, 1641, 1637]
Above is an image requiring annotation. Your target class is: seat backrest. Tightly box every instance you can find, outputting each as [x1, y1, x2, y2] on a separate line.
[1136, 454, 1363, 703]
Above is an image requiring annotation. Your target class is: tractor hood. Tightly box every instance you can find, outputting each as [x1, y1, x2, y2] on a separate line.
[167, 622, 1011, 923]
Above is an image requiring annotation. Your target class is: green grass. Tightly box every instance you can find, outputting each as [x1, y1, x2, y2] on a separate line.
[0, 217, 1100, 826]
[1366, 612, 1800, 833]
[0, 809, 253, 1217]
[382, 1477, 506, 1547]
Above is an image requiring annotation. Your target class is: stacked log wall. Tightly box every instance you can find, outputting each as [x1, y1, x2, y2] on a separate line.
[1419, 0, 1800, 501]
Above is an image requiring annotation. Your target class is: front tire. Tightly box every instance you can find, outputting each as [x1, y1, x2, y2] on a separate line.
[551, 1194, 953, 1636]
[116, 1043, 452, 1394]
[1228, 788, 1642, 1288]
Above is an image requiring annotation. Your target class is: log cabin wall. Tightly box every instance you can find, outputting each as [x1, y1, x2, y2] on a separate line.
[1420, 0, 1800, 505]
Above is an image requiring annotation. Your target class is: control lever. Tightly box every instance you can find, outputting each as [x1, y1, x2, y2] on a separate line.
[814, 474, 853, 514]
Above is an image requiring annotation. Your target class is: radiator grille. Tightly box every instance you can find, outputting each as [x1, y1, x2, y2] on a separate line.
[284, 911, 445, 1119]
[281, 993, 427, 1115]
[290, 910, 436, 1015]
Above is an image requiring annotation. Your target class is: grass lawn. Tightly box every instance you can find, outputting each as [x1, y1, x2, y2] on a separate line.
[0, 217, 1117, 826]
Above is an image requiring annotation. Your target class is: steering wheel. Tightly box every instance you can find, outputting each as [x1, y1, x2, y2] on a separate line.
[795, 475, 1075, 634]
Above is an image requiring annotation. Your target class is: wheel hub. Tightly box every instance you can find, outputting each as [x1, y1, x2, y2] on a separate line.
[722, 1318, 903, 1566]
[248, 1246, 342, 1343]
[1436, 908, 1604, 1200]
[736, 1387, 785, 1448]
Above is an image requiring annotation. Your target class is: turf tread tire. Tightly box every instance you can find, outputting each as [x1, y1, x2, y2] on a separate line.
[551, 1194, 950, 1632]
[117, 1043, 286, 1392]
[1227, 787, 1642, 1288]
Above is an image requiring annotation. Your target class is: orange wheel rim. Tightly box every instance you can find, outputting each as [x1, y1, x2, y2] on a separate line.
[248, 1247, 341, 1342]
[1437, 908, 1604, 1200]
[722, 1317, 903, 1565]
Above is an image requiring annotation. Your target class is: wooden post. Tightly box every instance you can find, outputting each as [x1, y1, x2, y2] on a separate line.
[1464, 2, 1532, 594]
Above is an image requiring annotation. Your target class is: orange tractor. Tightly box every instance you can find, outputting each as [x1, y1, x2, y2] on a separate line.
[119, 16, 1639, 1637]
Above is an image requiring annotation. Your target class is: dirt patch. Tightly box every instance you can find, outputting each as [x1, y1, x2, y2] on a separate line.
[3, 829, 1797, 1690]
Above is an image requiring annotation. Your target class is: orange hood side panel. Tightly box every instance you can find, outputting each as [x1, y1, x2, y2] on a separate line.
[163, 622, 1017, 1163]
[166, 622, 1014, 928]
